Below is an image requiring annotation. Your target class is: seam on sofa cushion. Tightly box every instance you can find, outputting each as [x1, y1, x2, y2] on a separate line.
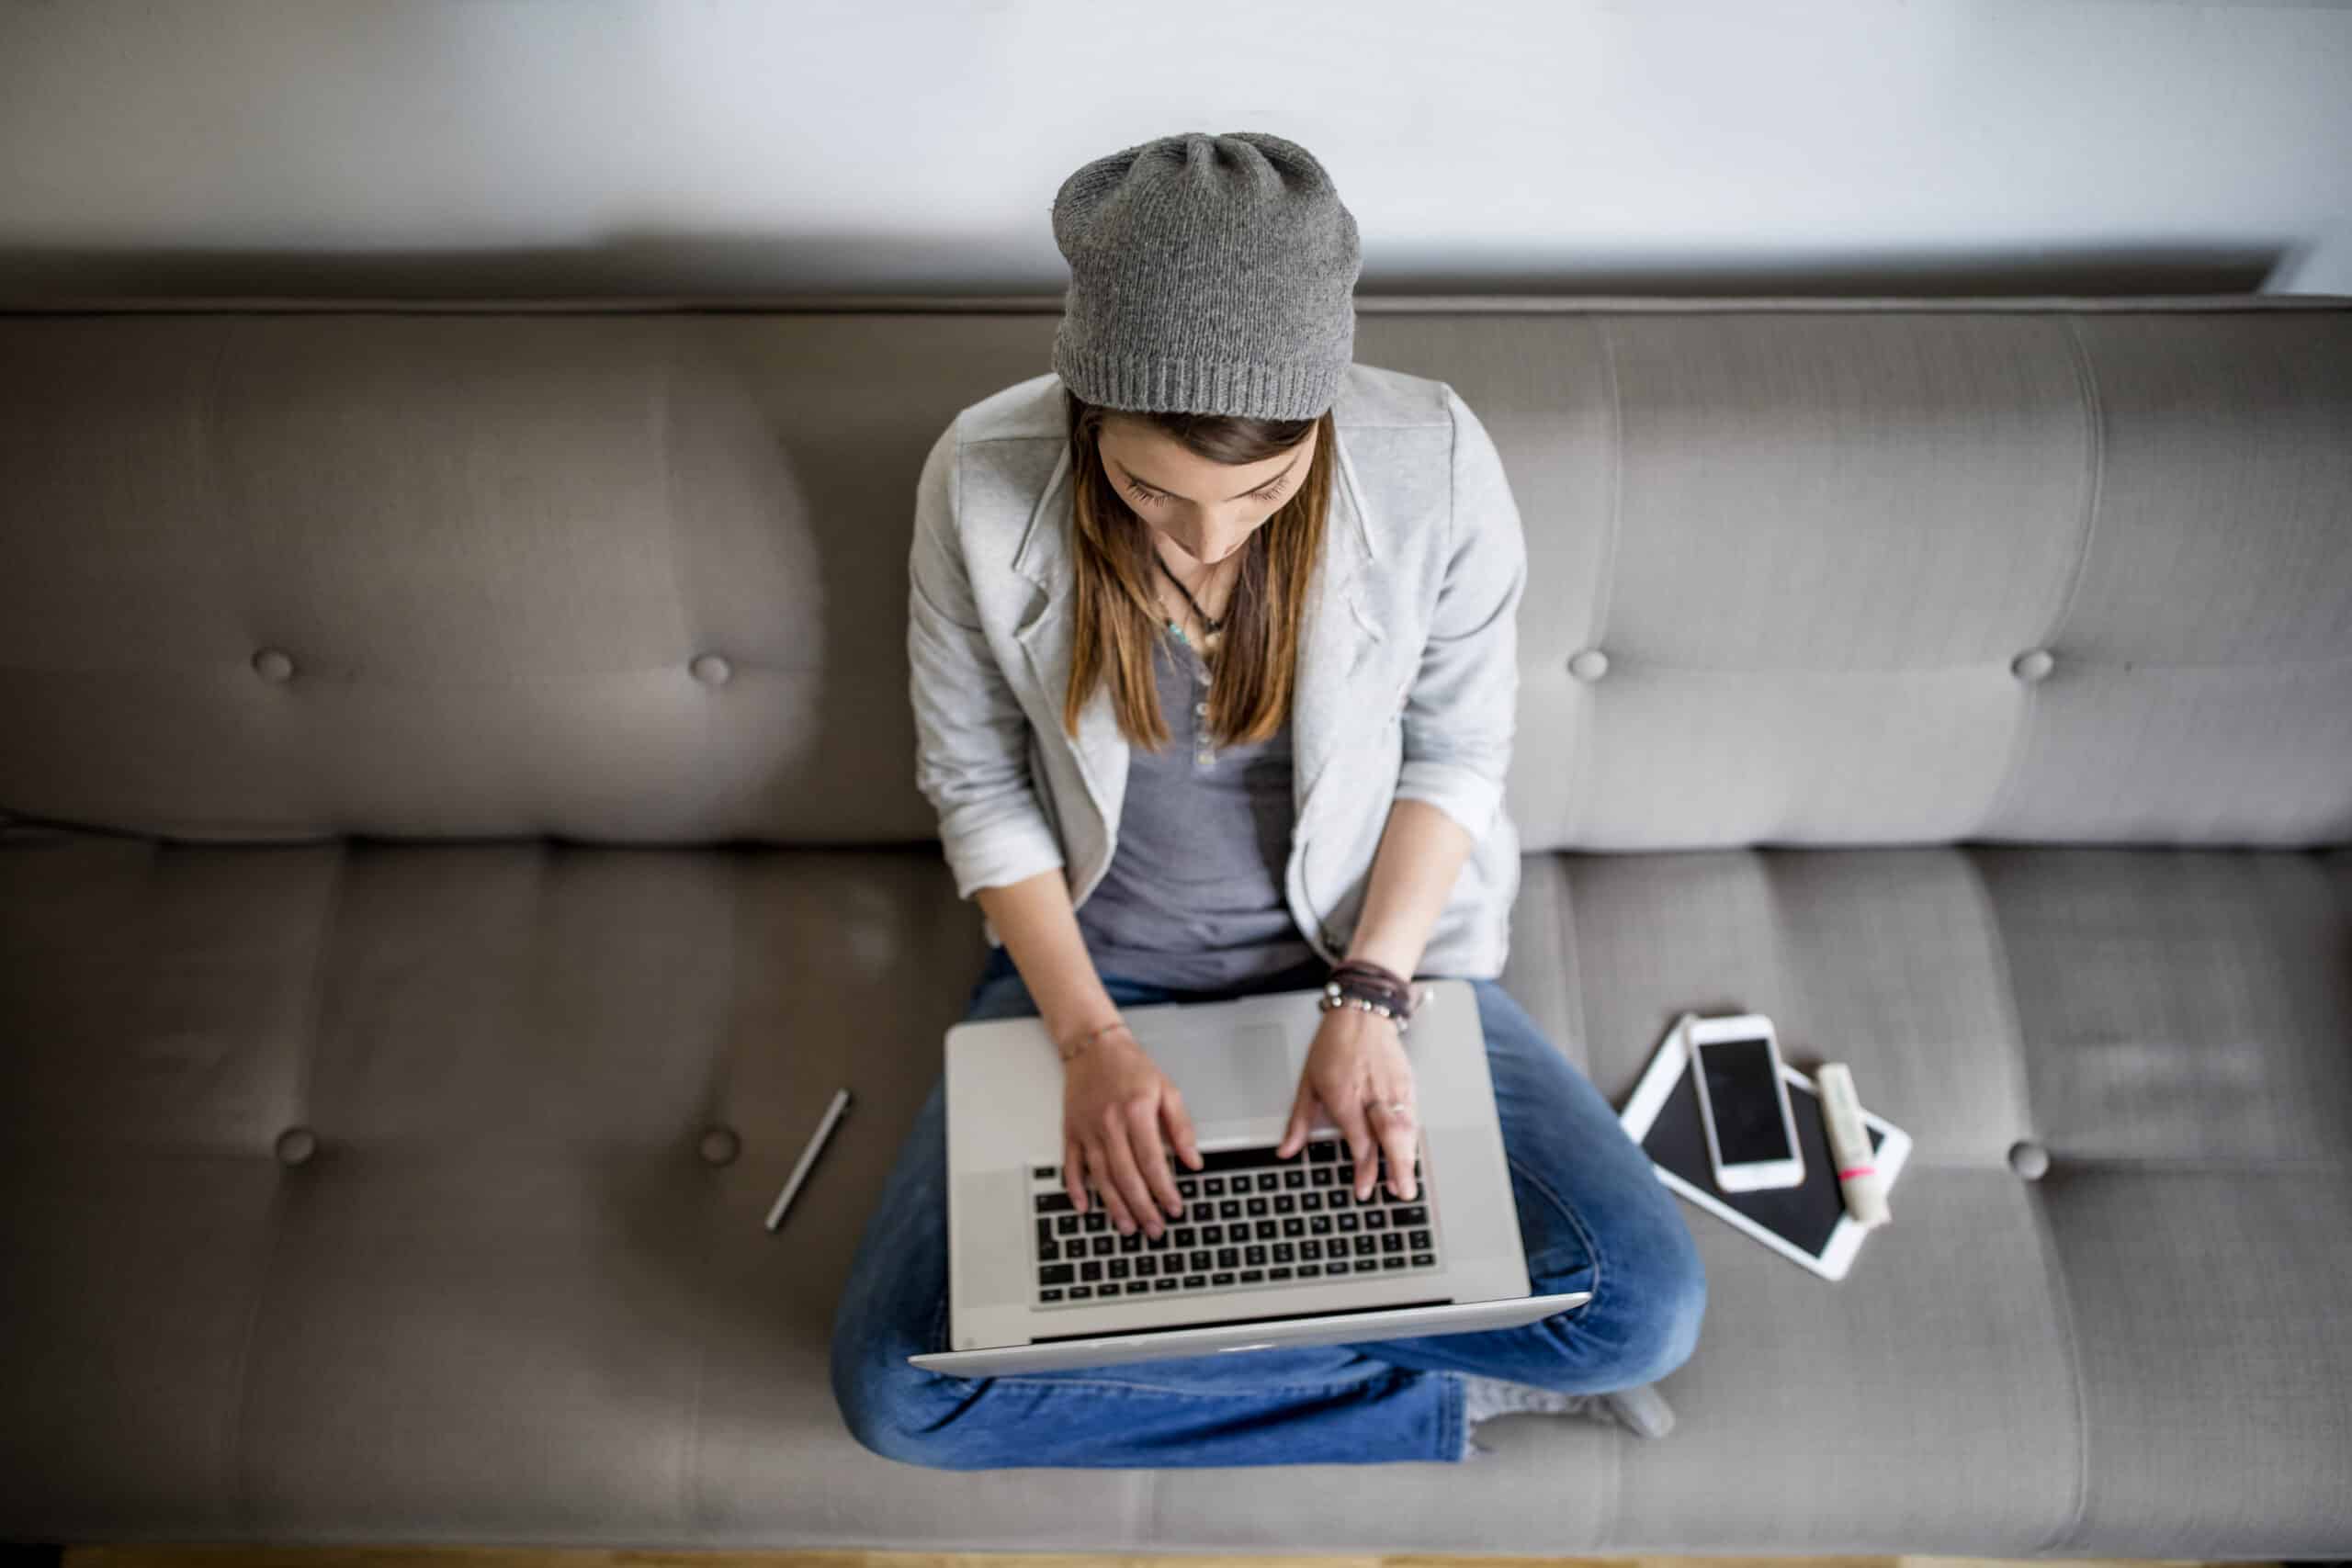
[1964, 847, 2092, 1551]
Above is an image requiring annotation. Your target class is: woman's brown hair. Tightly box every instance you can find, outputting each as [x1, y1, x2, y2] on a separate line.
[1058, 386, 1334, 753]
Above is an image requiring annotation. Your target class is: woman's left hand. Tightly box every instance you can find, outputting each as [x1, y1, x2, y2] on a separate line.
[1272, 999, 1421, 1201]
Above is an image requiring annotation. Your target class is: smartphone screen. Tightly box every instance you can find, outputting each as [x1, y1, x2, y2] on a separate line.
[1698, 1037, 1794, 1164]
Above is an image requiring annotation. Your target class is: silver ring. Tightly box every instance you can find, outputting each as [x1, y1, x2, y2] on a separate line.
[1385, 1100, 1409, 1115]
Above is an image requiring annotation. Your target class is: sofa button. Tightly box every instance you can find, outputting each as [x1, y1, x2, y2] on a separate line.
[2007, 1139, 2049, 1180]
[691, 654, 732, 686]
[275, 1126, 317, 1166]
[253, 648, 295, 682]
[699, 1125, 740, 1166]
[1568, 648, 1611, 682]
[2010, 648, 2055, 683]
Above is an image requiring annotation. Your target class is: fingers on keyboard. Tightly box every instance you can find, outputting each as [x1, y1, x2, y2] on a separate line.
[1031, 1142, 1436, 1303]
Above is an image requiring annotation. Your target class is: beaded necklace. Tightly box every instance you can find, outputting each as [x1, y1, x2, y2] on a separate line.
[1154, 545, 1234, 657]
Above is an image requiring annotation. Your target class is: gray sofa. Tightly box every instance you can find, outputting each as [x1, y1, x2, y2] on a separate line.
[1, 294, 2347, 1557]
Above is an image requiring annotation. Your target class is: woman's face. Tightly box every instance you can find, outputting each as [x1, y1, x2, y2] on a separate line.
[1096, 415, 1317, 570]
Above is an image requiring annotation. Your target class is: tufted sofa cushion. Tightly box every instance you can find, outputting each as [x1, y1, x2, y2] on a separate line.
[1, 829, 2346, 1550]
[0, 301, 2346, 851]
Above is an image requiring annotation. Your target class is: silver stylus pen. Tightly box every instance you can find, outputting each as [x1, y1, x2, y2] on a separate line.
[766, 1088, 853, 1232]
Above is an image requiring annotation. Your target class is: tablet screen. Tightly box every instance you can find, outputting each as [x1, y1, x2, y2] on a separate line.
[1639, 1058, 1885, 1260]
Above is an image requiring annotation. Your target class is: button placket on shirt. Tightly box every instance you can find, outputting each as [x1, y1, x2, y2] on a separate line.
[1191, 649, 1215, 768]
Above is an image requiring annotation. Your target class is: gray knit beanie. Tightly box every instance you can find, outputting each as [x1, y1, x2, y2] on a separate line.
[1050, 130, 1363, 422]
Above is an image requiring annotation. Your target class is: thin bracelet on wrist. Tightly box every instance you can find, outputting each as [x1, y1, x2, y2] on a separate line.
[1057, 1018, 1129, 1062]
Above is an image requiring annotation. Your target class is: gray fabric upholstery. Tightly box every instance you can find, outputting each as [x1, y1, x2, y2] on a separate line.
[5, 302, 2349, 852]
[1, 297, 2347, 1552]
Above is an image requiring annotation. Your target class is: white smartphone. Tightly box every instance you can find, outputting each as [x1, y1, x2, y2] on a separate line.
[1687, 1013, 1806, 1192]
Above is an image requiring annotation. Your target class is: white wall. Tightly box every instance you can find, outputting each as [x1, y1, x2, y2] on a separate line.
[2, 0, 2347, 299]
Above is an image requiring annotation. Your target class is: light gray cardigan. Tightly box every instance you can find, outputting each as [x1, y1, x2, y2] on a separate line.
[906, 361, 1528, 980]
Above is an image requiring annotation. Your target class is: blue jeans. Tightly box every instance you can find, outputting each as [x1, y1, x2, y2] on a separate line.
[829, 943, 1706, 1468]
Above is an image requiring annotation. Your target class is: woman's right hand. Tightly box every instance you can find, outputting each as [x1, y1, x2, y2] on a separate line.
[1063, 1021, 1203, 1239]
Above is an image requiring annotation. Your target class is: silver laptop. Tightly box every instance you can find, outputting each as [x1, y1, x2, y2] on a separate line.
[910, 976, 1590, 1376]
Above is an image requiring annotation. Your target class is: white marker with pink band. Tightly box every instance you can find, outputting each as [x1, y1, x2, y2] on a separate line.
[1815, 1063, 1892, 1229]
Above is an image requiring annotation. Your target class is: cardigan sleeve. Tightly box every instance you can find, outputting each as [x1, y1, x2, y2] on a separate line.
[1393, 383, 1528, 844]
[907, 418, 1069, 900]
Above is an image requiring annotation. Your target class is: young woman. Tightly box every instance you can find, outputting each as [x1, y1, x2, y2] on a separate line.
[832, 130, 1704, 1469]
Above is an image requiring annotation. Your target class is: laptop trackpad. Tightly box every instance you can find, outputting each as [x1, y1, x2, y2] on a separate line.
[956, 1168, 1030, 1308]
[1151, 1021, 1293, 1124]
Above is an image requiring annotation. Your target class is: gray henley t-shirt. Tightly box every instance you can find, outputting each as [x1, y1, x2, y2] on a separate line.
[1072, 624, 1322, 991]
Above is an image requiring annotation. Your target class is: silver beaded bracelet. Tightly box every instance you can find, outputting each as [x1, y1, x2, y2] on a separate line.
[1318, 979, 1421, 1036]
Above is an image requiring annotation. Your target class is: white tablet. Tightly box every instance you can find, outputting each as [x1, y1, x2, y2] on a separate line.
[1618, 1016, 1912, 1281]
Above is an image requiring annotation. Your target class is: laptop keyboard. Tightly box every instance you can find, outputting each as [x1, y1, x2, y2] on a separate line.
[1028, 1135, 1439, 1306]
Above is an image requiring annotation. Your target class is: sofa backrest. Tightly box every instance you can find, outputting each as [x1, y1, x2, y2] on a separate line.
[1, 299, 2346, 852]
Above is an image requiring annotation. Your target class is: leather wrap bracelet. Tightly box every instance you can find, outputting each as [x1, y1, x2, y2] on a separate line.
[1319, 957, 1423, 1036]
